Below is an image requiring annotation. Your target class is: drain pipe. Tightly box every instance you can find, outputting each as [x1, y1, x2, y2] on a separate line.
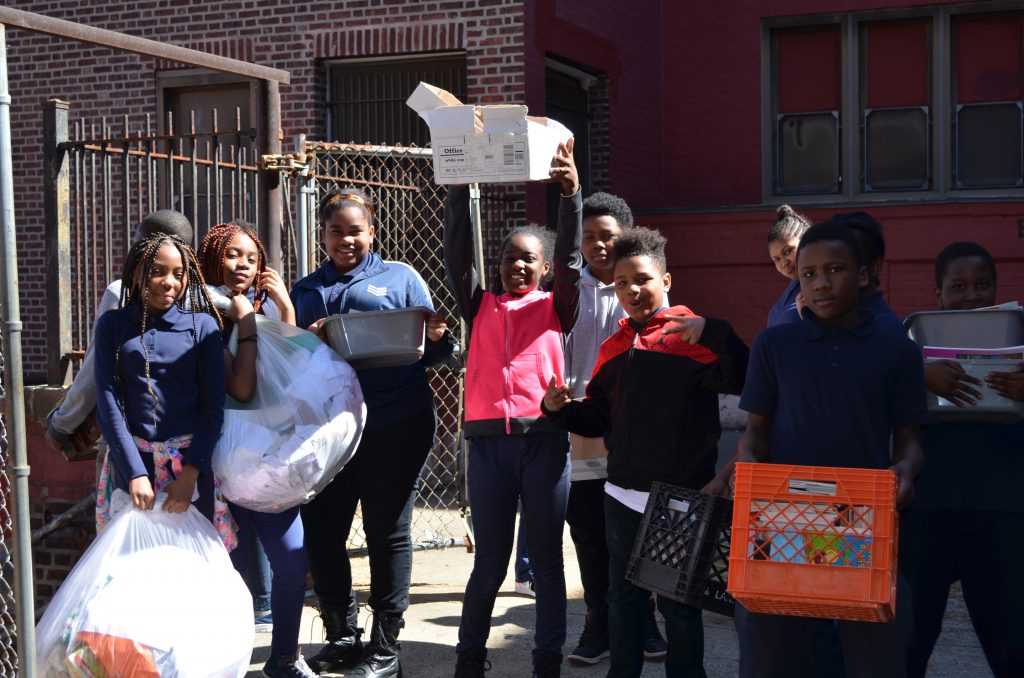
[0, 23, 38, 676]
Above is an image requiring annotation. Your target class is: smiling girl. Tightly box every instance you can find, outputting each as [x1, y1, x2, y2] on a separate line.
[765, 205, 812, 327]
[444, 142, 582, 678]
[290, 189, 455, 678]
[198, 222, 312, 678]
[93, 232, 229, 536]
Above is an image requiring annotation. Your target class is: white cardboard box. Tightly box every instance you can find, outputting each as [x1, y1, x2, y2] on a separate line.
[406, 82, 572, 185]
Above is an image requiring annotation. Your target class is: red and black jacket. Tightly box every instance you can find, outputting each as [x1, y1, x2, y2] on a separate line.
[542, 305, 749, 492]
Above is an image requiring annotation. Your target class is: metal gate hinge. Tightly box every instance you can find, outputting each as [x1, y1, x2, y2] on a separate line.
[261, 152, 310, 175]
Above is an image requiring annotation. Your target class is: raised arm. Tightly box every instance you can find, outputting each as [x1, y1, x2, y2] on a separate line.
[222, 295, 259, 402]
[550, 143, 583, 334]
[443, 185, 485, 325]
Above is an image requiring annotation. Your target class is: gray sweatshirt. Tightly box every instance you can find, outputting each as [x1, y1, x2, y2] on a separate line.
[564, 266, 625, 480]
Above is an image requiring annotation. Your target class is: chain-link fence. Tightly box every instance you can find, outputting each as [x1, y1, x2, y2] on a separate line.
[0, 342, 20, 672]
[297, 142, 467, 550]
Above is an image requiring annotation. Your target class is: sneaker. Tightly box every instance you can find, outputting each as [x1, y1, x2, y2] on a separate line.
[255, 611, 274, 633]
[531, 656, 561, 678]
[643, 634, 668, 661]
[567, 621, 609, 665]
[514, 580, 535, 598]
[262, 653, 317, 678]
[454, 649, 491, 678]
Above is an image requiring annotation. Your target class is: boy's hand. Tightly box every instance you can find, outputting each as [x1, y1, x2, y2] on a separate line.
[162, 465, 199, 514]
[890, 461, 915, 511]
[986, 363, 1024, 402]
[548, 139, 579, 196]
[700, 474, 731, 498]
[543, 376, 572, 412]
[426, 313, 448, 343]
[661, 316, 705, 344]
[129, 476, 155, 511]
[924, 360, 983, 407]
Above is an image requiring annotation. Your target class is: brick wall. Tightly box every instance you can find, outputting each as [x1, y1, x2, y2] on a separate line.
[4, 0, 529, 383]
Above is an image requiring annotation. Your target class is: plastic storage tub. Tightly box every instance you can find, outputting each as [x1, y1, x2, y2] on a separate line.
[728, 463, 898, 622]
[626, 482, 735, 615]
[323, 307, 428, 369]
[904, 309, 1024, 349]
[904, 309, 1024, 422]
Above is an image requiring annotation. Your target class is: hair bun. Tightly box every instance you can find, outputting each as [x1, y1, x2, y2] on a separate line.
[777, 204, 796, 218]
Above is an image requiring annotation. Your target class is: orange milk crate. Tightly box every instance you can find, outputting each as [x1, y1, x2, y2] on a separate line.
[727, 462, 898, 622]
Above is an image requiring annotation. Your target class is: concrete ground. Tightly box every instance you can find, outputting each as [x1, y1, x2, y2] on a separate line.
[244, 522, 992, 678]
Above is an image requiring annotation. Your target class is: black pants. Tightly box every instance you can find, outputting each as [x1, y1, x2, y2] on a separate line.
[301, 407, 436, 615]
[901, 508, 1024, 678]
[566, 478, 609, 621]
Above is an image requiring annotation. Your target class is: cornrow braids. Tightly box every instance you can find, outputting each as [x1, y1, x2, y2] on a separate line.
[198, 221, 269, 311]
[116, 232, 222, 423]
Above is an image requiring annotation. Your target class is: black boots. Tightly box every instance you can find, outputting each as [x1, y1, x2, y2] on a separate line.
[531, 654, 561, 678]
[453, 648, 490, 678]
[309, 602, 363, 674]
[345, 612, 404, 678]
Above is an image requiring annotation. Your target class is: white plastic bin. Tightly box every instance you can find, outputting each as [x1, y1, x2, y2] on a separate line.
[322, 307, 429, 369]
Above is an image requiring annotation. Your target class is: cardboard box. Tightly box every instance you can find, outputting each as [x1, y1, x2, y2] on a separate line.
[406, 82, 573, 185]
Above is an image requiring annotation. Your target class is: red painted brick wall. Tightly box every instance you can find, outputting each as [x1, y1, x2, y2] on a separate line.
[643, 202, 1024, 345]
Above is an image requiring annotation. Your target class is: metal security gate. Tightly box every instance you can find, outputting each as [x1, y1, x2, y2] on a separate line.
[292, 141, 468, 550]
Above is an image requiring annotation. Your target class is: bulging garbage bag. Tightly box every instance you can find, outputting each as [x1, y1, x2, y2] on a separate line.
[212, 314, 365, 513]
[36, 493, 254, 677]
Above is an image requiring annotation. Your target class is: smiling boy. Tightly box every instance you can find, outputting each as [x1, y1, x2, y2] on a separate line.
[734, 221, 927, 678]
[542, 227, 748, 678]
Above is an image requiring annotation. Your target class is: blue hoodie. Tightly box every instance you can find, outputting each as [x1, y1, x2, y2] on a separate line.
[291, 252, 455, 430]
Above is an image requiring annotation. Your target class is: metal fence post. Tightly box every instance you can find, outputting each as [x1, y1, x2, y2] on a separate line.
[258, 79, 282, 270]
[0, 22, 38, 677]
[43, 99, 71, 386]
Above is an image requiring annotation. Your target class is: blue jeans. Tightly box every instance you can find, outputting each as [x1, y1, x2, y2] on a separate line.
[457, 432, 570, 662]
[229, 504, 308, 657]
[605, 493, 707, 678]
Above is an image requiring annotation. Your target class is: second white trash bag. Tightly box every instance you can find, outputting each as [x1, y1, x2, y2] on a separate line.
[36, 494, 254, 677]
[212, 314, 366, 513]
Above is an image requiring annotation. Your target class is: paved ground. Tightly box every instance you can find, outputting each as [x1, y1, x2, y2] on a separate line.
[244, 527, 991, 678]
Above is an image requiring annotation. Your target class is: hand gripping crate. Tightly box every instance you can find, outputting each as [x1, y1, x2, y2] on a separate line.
[625, 482, 735, 616]
[727, 463, 898, 622]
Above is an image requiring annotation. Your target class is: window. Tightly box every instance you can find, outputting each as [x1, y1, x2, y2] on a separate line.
[544, 61, 597, 228]
[765, 6, 1024, 200]
[327, 54, 467, 146]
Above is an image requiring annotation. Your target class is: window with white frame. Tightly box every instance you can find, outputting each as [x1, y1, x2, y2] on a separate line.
[766, 7, 1024, 200]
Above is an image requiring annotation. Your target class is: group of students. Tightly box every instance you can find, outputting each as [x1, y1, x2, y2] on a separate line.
[45, 138, 1021, 678]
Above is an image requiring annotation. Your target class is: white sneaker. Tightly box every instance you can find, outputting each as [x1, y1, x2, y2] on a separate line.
[514, 580, 535, 597]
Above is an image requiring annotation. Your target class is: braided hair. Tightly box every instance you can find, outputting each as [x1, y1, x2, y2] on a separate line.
[198, 221, 269, 312]
[117, 232, 221, 419]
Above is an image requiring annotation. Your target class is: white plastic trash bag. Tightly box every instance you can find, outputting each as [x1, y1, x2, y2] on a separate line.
[36, 493, 254, 677]
[212, 314, 366, 513]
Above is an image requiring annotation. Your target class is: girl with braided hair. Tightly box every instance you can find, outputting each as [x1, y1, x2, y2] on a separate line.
[198, 222, 313, 678]
[93, 232, 233, 544]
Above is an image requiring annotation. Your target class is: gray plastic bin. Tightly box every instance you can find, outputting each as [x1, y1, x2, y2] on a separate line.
[905, 309, 1024, 422]
[323, 307, 428, 369]
[903, 309, 1024, 349]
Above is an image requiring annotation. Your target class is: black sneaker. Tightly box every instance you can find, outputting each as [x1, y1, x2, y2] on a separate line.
[262, 653, 317, 678]
[453, 649, 491, 678]
[567, 624, 609, 665]
[643, 634, 668, 661]
[531, 657, 561, 678]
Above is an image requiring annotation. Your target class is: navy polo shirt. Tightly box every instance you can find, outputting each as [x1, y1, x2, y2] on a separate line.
[740, 310, 927, 470]
[767, 279, 801, 328]
[94, 303, 226, 482]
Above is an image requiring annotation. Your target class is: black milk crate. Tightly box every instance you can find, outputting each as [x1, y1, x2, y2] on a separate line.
[626, 481, 735, 616]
